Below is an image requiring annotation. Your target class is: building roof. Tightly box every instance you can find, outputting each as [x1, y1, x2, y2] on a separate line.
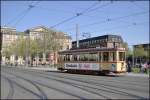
[72, 34, 123, 43]
[25, 25, 49, 33]
[1, 26, 16, 30]
[133, 43, 150, 46]
[1, 26, 16, 33]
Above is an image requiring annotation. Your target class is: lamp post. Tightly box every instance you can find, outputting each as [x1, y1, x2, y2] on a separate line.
[36, 33, 39, 67]
[25, 30, 30, 67]
[132, 46, 135, 67]
[0, 30, 2, 66]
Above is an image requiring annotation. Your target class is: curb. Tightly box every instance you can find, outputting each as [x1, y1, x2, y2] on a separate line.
[5, 65, 58, 72]
[125, 73, 149, 78]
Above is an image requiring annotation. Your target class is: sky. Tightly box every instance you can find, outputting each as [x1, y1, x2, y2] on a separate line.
[1, 1, 149, 47]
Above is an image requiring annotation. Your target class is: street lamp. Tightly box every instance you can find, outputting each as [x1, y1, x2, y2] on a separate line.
[25, 29, 30, 67]
[0, 30, 2, 66]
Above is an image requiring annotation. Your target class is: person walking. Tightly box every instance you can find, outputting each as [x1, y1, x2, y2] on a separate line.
[143, 62, 148, 74]
[127, 61, 132, 73]
[139, 63, 142, 73]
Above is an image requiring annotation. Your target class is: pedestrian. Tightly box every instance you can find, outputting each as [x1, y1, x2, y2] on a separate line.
[127, 61, 131, 73]
[143, 62, 148, 74]
[139, 63, 142, 73]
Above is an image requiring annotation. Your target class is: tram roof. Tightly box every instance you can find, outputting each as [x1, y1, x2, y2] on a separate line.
[59, 47, 126, 54]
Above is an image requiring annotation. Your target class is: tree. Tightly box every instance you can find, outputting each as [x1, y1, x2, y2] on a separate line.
[134, 45, 147, 58]
[40, 29, 66, 54]
[122, 42, 133, 57]
[16, 33, 26, 57]
[134, 45, 147, 63]
[2, 47, 12, 58]
[3, 28, 68, 65]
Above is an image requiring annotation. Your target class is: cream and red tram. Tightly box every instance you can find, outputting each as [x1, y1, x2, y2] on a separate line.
[57, 47, 126, 74]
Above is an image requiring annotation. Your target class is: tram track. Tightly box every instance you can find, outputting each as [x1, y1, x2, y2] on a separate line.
[3, 67, 147, 99]
[1, 75, 15, 99]
[28, 70, 148, 99]
[45, 71, 148, 87]
[2, 69, 88, 99]
[34, 70, 148, 93]
[30, 71, 147, 99]
[2, 69, 48, 99]
[52, 71, 147, 86]
[7, 66, 147, 87]
[63, 72, 148, 86]
[1, 73, 44, 99]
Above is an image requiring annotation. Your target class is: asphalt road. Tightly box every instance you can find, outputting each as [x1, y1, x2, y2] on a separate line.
[1, 66, 149, 99]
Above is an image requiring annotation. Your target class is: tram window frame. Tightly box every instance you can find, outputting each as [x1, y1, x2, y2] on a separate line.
[103, 52, 109, 62]
[119, 52, 125, 61]
[109, 52, 116, 61]
[63, 54, 72, 61]
[72, 54, 79, 61]
[79, 53, 89, 61]
[88, 53, 98, 61]
[99, 52, 101, 62]
[60, 55, 64, 62]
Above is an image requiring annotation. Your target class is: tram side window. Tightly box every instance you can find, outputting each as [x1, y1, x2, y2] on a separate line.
[89, 53, 98, 61]
[67, 55, 70, 61]
[119, 52, 125, 61]
[109, 52, 116, 61]
[64, 54, 72, 61]
[103, 52, 109, 61]
[73, 55, 78, 61]
[79, 54, 88, 61]
[63, 55, 66, 61]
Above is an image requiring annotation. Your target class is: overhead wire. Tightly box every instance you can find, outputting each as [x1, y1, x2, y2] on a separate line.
[78, 2, 100, 15]
[88, 21, 148, 34]
[131, 1, 149, 11]
[13, 1, 40, 27]
[82, 1, 112, 15]
[50, 1, 111, 28]
[13, 7, 33, 27]
[63, 10, 149, 31]
[32, 2, 104, 20]
[70, 21, 148, 38]
[4, 1, 40, 27]
[4, 1, 34, 26]
[49, 2, 98, 28]
[80, 10, 149, 28]
[5, 8, 30, 26]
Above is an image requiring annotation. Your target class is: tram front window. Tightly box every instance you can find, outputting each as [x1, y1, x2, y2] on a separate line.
[119, 52, 125, 61]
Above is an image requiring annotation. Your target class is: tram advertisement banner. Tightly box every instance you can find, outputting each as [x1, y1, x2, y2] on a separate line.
[64, 63, 99, 70]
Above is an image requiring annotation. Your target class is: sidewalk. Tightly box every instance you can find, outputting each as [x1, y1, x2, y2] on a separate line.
[30, 67, 58, 71]
[3, 65, 149, 77]
[125, 72, 149, 78]
[6, 65, 58, 72]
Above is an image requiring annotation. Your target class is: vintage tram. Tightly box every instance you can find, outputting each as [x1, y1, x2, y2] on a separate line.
[57, 47, 127, 75]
